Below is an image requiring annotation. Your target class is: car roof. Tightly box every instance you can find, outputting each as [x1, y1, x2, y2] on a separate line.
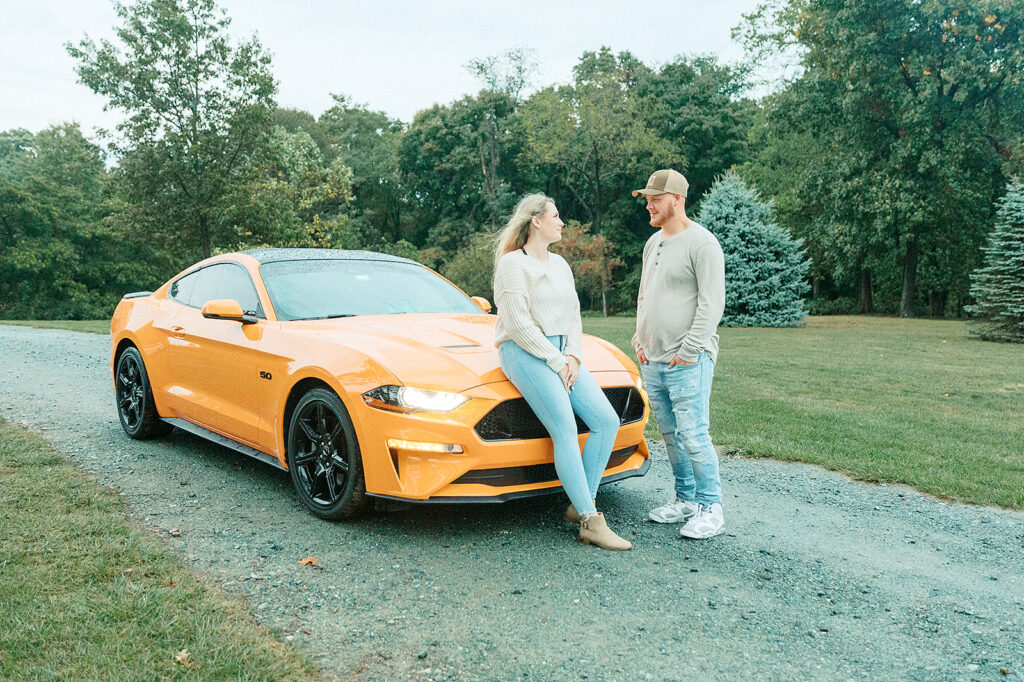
[240, 248, 417, 266]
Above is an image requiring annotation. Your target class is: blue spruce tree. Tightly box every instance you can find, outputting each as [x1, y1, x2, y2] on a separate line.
[967, 177, 1024, 343]
[697, 171, 809, 327]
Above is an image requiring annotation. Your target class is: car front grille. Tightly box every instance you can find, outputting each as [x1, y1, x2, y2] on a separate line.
[473, 386, 644, 442]
[452, 445, 639, 487]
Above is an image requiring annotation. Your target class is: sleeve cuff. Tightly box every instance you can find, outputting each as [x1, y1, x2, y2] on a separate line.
[545, 355, 567, 373]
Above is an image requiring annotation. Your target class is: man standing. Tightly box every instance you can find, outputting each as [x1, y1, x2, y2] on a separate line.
[631, 169, 726, 539]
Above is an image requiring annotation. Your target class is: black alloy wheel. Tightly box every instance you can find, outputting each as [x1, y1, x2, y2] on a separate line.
[286, 387, 366, 519]
[114, 346, 170, 439]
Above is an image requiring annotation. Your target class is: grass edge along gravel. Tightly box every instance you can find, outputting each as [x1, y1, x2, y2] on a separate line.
[0, 417, 317, 681]
[0, 319, 111, 334]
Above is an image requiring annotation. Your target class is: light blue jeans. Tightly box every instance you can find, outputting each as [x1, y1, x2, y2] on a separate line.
[499, 335, 620, 516]
[641, 353, 722, 505]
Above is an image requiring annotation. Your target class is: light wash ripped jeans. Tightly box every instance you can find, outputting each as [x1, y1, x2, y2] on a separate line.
[640, 353, 722, 505]
[499, 335, 620, 516]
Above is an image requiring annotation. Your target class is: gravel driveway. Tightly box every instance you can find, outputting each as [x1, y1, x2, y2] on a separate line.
[2, 325, 1022, 681]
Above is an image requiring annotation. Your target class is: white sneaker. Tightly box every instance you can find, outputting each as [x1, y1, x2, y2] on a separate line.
[680, 503, 724, 539]
[648, 498, 700, 524]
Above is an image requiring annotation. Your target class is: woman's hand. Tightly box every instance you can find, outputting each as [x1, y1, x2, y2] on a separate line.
[564, 355, 580, 392]
[557, 363, 571, 392]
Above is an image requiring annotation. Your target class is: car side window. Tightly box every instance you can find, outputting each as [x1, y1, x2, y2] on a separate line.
[169, 271, 200, 305]
[191, 263, 265, 318]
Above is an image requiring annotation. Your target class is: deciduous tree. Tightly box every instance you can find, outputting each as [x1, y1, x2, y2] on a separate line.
[517, 48, 674, 236]
[552, 221, 623, 316]
[439, 233, 495, 303]
[400, 90, 524, 247]
[739, 0, 1024, 317]
[636, 55, 756, 208]
[67, 0, 277, 260]
[0, 124, 167, 318]
[465, 48, 537, 230]
[231, 126, 356, 250]
[319, 95, 405, 246]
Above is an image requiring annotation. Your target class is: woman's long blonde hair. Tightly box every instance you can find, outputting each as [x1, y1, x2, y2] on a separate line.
[493, 193, 553, 271]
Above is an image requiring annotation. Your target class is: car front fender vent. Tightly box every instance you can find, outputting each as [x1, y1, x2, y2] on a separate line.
[473, 387, 644, 441]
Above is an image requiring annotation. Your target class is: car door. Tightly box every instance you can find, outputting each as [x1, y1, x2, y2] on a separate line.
[149, 268, 201, 416]
[166, 262, 266, 444]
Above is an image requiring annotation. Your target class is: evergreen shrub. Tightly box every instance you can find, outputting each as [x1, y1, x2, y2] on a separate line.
[697, 171, 809, 327]
[968, 178, 1024, 342]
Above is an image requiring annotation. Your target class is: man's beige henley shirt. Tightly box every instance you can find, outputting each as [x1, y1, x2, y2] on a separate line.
[632, 222, 726, 364]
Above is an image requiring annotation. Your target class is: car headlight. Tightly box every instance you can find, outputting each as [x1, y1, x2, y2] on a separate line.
[362, 385, 469, 413]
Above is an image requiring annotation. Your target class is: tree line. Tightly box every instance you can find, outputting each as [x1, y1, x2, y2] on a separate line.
[1, 0, 1021, 324]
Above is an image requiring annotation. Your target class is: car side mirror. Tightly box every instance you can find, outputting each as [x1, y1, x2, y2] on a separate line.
[471, 296, 492, 313]
[202, 299, 258, 324]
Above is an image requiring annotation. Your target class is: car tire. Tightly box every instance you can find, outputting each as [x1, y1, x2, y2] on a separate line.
[287, 387, 367, 520]
[115, 346, 171, 439]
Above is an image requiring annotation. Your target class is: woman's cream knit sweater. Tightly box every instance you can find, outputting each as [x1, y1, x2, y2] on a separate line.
[492, 250, 583, 373]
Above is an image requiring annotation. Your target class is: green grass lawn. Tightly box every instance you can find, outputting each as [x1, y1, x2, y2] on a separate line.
[586, 315, 1024, 509]
[4, 316, 1023, 509]
[0, 418, 316, 680]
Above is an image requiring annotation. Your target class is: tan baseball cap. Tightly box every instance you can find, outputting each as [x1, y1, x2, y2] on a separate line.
[631, 169, 688, 198]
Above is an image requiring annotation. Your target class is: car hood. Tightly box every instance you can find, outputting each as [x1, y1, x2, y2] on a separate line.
[298, 313, 635, 392]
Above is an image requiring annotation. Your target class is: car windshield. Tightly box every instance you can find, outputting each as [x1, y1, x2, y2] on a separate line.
[259, 258, 484, 321]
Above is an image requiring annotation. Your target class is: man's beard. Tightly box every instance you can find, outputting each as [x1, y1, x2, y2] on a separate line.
[649, 204, 674, 227]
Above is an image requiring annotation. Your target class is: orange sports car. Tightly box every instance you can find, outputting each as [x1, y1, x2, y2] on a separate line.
[111, 248, 650, 519]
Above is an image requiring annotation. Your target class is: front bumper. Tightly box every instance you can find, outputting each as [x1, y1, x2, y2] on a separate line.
[368, 448, 651, 504]
[353, 371, 650, 502]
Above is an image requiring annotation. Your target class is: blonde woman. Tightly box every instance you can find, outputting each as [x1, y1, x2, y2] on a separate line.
[492, 194, 631, 551]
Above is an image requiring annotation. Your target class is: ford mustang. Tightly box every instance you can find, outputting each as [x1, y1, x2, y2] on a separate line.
[111, 248, 650, 519]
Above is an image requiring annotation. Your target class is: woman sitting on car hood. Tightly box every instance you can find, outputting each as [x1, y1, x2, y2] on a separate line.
[492, 193, 632, 551]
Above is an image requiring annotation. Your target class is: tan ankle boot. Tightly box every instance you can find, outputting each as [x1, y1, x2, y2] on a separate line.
[564, 499, 596, 524]
[579, 512, 632, 551]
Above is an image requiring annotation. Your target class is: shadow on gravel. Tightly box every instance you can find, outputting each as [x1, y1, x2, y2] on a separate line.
[163, 424, 640, 540]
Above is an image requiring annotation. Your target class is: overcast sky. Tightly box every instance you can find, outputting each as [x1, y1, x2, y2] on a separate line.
[2, 0, 763, 136]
